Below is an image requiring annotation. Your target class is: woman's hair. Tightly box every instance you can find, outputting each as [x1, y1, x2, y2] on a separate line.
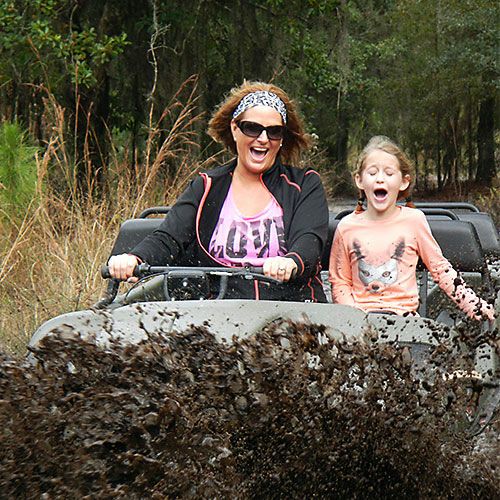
[354, 135, 415, 213]
[207, 81, 311, 165]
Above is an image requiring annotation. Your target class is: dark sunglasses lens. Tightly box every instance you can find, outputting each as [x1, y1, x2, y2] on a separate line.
[239, 121, 284, 140]
[240, 121, 263, 137]
[266, 126, 284, 140]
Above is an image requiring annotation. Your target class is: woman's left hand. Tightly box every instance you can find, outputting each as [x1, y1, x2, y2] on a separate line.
[263, 256, 298, 282]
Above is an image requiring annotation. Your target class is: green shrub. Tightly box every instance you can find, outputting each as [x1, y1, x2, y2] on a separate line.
[0, 122, 39, 217]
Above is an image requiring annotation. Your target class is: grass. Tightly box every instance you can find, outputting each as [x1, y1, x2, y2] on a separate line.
[0, 79, 218, 354]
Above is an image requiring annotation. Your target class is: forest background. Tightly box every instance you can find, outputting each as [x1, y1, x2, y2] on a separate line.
[0, 0, 498, 352]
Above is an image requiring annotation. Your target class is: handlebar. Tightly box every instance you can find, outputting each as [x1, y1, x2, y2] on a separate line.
[96, 263, 278, 308]
[100, 263, 265, 280]
[414, 201, 480, 213]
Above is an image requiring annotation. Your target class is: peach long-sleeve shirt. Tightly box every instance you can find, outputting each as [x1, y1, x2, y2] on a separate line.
[328, 206, 494, 320]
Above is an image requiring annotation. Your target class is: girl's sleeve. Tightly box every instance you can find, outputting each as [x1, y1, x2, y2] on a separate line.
[328, 229, 356, 306]
[416, 213, 494, 321]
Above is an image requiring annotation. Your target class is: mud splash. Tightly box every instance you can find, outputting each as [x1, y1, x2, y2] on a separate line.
[0, 322, 498, 498]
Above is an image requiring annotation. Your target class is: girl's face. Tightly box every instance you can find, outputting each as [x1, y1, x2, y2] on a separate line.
[355, 149, 410, 218]
[230, 105, 284, 176]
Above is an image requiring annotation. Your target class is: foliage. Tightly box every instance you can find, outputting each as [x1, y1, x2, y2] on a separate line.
[0, 0, 129, 89]
[0, 0, 497, 189]
[0, 121, 39, 217]
[477, 187, 500, 226]
[372, 0, 498, 184]
[0, 0, 498, 352]
[0, 81, 206, 352]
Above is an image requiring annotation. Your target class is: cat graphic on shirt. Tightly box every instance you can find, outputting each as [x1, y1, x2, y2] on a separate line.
[352, 239, 405, 294]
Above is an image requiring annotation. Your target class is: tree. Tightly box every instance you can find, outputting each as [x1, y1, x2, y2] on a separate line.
[373, 0, 498, 187]
[0, 0, 129, 192]
[0, 0, 496, 194]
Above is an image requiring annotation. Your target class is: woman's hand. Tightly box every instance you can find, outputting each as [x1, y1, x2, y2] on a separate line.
[108, 253, 140, 282]
[263, 256, 298, 282]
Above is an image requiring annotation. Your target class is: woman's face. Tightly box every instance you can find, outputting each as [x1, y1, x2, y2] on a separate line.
[230, 105, 284, 176]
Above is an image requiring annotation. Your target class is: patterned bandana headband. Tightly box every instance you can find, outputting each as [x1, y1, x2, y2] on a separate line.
[232, 91, 287, 123]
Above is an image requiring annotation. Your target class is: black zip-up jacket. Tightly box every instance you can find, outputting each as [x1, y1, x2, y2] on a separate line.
[132, 158, 329, 302]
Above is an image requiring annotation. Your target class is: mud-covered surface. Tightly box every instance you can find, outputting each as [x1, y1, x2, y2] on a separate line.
[1, 322, 498, 498]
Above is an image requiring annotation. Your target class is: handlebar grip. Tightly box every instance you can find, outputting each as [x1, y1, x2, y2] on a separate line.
[246, 265, 297, 280]
[134, 263, 150, 276]
[101, 264, 112, 279]
[100, 264, 146, 280]
[247, 266, 264, 274]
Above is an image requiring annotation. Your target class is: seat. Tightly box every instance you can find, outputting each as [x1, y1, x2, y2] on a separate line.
[110, 218, 165, 256]
[110, 207, 170, 256]
[111, 207, 485, 271]
[320, 213, 340, 270]
[109, 206, 488, 317]
[456, 213, 499, 259]
[327, 211, 484, 272]
[423, 219, 485, 272]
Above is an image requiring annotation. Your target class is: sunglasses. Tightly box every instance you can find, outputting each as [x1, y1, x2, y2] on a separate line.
[236, 120, 286, 141]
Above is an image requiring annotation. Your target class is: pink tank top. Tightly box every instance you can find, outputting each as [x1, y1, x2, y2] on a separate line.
[208, 187, 287, 266]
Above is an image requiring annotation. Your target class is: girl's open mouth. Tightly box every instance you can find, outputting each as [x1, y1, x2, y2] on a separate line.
[374, 188, 388, 201]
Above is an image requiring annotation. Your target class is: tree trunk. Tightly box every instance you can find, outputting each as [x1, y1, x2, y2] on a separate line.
[423, 151, 429, 191]
[335, 105, 349, 173]
[74, 71, 110, 195]
[413, 147, 419, 191]
[476, 96, 496, 184]
[334, 0, 349, 174]
[466, 94, 475, 180]
[436, 113, 443, 190]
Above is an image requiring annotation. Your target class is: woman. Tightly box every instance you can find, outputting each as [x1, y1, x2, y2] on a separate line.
[109, 81, 329, 302]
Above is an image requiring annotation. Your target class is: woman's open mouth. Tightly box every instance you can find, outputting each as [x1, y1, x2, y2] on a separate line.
[250, 147, 268, 161]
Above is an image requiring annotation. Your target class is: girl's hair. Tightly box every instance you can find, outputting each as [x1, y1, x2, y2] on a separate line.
[207, 81, 312, 165]
[354, 135, 415, 213]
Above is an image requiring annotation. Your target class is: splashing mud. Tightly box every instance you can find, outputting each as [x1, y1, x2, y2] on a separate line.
[0, 321, 498, 498]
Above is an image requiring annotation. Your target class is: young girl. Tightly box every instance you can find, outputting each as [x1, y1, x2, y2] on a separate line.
[328, 135, 495, 322]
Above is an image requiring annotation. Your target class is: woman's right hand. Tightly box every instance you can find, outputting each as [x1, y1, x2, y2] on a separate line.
[108, 253, 140, 281]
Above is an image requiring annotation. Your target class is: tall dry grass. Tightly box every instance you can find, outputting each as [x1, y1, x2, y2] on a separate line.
[0, 78, 221, 354]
